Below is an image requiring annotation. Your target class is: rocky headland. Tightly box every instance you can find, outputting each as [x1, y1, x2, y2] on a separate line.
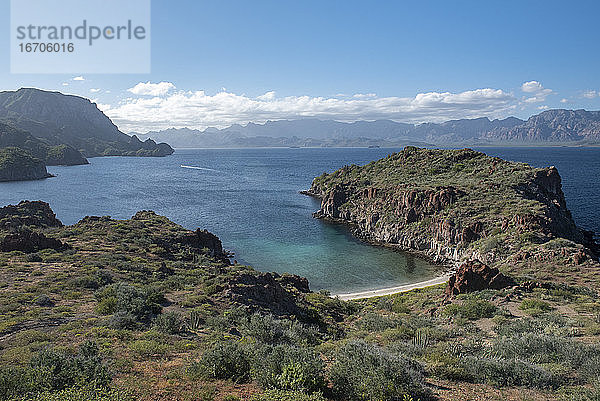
[0, 147, 53, 182]
[304, 146, 599, 289]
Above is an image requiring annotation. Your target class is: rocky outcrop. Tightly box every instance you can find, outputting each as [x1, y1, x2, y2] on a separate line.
[1, 228, 69, 253]
[445, 260, 515, 298]
[223, 272, 312, 319]
[0, 201, 63, 229]
[0, 147, 53, 182]
[305, 147, 598, 272]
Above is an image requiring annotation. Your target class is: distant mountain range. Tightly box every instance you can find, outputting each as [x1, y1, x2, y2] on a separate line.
[0, 88, 174, 161]
[135, 109, 600, 148]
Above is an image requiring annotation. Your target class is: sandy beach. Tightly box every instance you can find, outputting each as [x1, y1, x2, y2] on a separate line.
[333, 273, 451, 301]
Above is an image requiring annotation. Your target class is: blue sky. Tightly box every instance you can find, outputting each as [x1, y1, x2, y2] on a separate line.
[1, 0, 600, 132]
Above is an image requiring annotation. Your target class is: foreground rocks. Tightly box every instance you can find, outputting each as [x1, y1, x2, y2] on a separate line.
[445, 260, 515, 299]
[0, 201, 63, 229]
[0, 229, 69, 253]
[224, 271, 313, 320]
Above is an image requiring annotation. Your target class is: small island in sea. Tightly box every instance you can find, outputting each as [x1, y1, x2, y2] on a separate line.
[1, 148, 598, 401]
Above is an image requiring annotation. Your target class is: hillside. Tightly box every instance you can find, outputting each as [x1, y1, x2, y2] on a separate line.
[0, 147, 52, 182]
[0, 122, 88, 166]
[0, 197, 599, 400]
[304, 147, 598, 286]
[0, 88, 174, 158]
[136, 109, 600, 148]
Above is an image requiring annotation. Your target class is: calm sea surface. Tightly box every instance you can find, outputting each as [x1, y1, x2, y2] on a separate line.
[0, 147, 598, 293]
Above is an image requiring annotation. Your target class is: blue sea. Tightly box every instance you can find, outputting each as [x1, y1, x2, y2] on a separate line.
[0, 147, 598, 293]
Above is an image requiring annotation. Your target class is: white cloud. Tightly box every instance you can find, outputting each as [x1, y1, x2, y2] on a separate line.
[127, 81, 175, 97]
[521, 80, 553, 103]
[90, 88, 100, 93]
[560, 98, 569, 103]
[352, 93, 377, 99]
[583, 90, 598, 99]
[62, 82, 69, 86]
[72, 76, 85, 81]
[100, 87, 517, 133]
[256, 91, 276, 101]
[537, 105, 549, 110]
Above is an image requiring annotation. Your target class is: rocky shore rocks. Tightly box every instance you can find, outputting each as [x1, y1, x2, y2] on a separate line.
[445, 260, 515, 298]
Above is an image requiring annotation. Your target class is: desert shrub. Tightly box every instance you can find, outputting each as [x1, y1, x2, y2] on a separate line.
[459, 355, 560, 388]
[329, 340, 430, 401]
[492, 333, 583, 366]
[250, 390, 327, 401]
[25, 253, 42, 262]
[520, 299, 553, 315]
[495, 314, 569, 336]
[443, 299, 496, 320]
[242, 314, 320, 346]
[251, 344, 325, 393]
[106, 312, 138, 330]
[0, 366, 52, 400]
[96, 283, 163, 323]
[0, 341, 111, 399]
[193, 341, 251, 383]
[34, 295, 53, 307]
[152, 311, 182, 334]
[128, 340, 170, 359]
[356, 312, 401, 332]
[579, 349, 600, 381]
[14, 385, 134, 401]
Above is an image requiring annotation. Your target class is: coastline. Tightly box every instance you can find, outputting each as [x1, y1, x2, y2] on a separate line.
[333, 273, 451, 301]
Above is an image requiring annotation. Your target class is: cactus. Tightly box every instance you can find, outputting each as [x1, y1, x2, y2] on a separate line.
[189, 311, 203, 333]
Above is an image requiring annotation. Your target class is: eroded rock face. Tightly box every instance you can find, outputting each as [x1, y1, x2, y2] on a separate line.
[0, 201, 63, 229]
[445, 260, 515, 298]
[224, 272, 311, 319]
[1, 229, 69, 253]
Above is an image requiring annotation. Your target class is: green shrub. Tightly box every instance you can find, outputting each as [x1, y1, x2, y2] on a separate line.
[152, 312, 182, 334]
[520, 299, 553, 315]
[443, 299, 496, 320]
[250, 390, 326, 401]
[128, 340, 170, 359]
[96, 283, 164, 323]
[0, 341, 111, 399]
[192, 341, 251, 383]
[251, 344, 325, 393]
[329, 340, 430, 401]
[106, 312, 138, 330]
[458, 355, 560, 388]
[14, 386, 133, 401]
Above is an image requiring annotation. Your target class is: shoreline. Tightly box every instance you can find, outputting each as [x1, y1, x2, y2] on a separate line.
[332, 273, 451, 301]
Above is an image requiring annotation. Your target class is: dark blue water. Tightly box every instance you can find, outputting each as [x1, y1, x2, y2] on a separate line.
[0, 147, 597, 292]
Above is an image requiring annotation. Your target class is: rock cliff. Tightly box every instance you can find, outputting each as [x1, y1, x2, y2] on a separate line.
[305, 147, 599, 284]
[0, 148, 53, 182]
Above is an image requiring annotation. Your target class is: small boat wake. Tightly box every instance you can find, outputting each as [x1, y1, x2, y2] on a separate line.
[180, 165, 218, 172]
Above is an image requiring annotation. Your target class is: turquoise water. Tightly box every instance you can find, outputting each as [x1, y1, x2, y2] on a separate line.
[0, 147, 598, 292]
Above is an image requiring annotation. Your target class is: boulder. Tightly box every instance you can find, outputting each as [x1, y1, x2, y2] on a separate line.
[1, 229, 69, 253]
[445, 260, 515, 298]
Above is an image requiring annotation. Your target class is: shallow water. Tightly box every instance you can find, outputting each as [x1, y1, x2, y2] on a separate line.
[0, 147, 597, 292]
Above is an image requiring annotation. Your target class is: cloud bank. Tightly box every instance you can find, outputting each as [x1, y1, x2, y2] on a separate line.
[102, 83, 518, 133]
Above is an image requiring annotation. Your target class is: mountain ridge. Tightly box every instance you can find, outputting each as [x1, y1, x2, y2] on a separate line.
[134, 109, 600, 148]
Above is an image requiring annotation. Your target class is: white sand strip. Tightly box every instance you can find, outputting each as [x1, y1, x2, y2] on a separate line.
[333, 273, 451, 301]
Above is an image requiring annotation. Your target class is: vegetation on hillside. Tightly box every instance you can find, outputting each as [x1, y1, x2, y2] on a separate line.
[0, 198, 598, 400]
